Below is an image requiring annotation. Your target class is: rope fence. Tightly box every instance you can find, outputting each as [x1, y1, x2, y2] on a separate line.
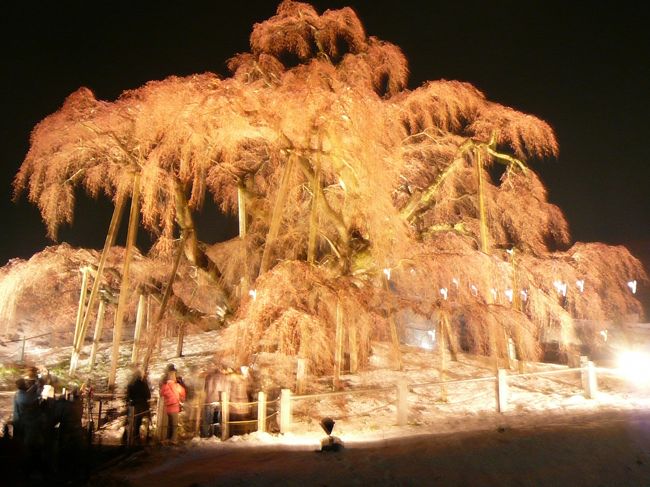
[0, 356, 603, 446]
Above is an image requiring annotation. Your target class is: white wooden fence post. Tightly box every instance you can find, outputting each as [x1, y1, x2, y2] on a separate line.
[257, 391, 267, 433]
[396, 379, 408, 426]
[280, 389, 292, 434]
[221, 390, 230, 441]
[580, 355, 589, 391]
[497, 369, 508, 413]
[584, 360, 598, 399]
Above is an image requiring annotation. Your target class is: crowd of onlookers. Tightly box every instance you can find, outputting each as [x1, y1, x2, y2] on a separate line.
[8, 366, 89, 484]
[125, 362, 258, 445]
[4, 361, 259, 483]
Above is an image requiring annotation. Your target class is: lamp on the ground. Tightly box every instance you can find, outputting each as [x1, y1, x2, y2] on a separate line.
[319, 417, 343, 451]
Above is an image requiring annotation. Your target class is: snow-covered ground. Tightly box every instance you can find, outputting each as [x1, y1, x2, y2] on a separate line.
[2, 328, 650, 485]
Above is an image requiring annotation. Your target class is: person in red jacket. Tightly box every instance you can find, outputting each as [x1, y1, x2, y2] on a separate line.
[160, 369, 186, 444]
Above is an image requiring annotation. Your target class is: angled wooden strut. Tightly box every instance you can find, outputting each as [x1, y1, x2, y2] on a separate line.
[142, 234, 186, 375]
[70, 192, 126, 375]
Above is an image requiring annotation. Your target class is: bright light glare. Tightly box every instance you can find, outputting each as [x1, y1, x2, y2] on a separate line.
[383, 268, 391, 280]
[248, 289, 257, 300]
[617, 351, 650, 385]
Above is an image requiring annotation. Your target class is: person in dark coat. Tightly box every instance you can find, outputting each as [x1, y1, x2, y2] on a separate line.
[125, 368, 151, 444]
[54, 388, 88, 483]
[14, 368, 47, 479]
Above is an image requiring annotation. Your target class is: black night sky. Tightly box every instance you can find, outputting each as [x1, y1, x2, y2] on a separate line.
[1, 1, 649, 270]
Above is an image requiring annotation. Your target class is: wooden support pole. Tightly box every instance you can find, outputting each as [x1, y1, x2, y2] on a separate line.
[439, 317, 448, 402]
[396, 379, 408, 426]
[348, 321, 358, 374]
[257, 391, 267, 433]
[279, 389, 292, 434]
[307, 155, 321, 264]
[259, 155, 295, 275]
[20, 335, 26, 364]
[126, 405, 135, 448]
[69, 267, 90, 374]
[296, 359, 307, 395]
[221, 390, 230, 441]
[131, 294, 146, 364]
[383, 274, 403, 371]
[108, 174, 140, 389]
[497, 369, 508, 413]
[70, 193, 127, 376]
[440, 312, 458, 362]
[155, 395, 166, 441]
[333, 300, 344, 390]
[475, 148, 489, 254]
[237, 182, 249, 299]
[142, 236, 185, 375]
[88, 299, 106, 371]
[176, 323, 186, 358]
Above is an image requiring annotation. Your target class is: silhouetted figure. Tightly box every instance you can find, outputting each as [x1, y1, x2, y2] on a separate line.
[14, 368, 47, 481]
[54, 389, 88, 484]
[201, 366, 229, 437]
[228, 367, 252, 436]
[125, 368, 151, 444]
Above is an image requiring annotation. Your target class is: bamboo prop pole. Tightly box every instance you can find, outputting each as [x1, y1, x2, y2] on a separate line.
[440, 311, 458, 361]
[296, 358, 307, 395]
[439, 316, 448, 402]
[175, 323, 185, 358]
[108, 174, 141, 389]
[307, 154, 321, 264]
[131, 294, 146, 364]
[383, 274, 403, 371]
[348, 320, 359, 374]
[88, 299, 106, 371]
[69, 267, 90, 374]
[333, 299, 344, 390]
[142, 235, 186, 375]
[508, 249, 525, 373]
[237, 182, 249, 299]
[489, 320, 499, 375]
[475, 148, 490, 255]
[259, 155, 295, 275]
[70, 193, 127, 375]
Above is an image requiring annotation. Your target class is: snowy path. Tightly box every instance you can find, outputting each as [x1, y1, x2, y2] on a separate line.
[101, 409, 650, 487]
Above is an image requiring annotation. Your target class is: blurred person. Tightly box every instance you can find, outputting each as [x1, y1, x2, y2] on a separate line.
[14, 367, 47, 480]
[228, 366, 252, 436]
[125, 368, 151, 444]
[160, 369, 186, 444]
[201, 365, 229, 437]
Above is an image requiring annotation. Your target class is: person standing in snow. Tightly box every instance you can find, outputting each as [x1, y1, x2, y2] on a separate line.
[125, 368, 151, 444]
[201, 365, 229, 437]
[160, 369, 186, 444]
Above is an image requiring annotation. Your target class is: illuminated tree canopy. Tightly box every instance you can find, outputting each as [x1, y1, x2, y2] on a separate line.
[11, 1, 646, 372]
